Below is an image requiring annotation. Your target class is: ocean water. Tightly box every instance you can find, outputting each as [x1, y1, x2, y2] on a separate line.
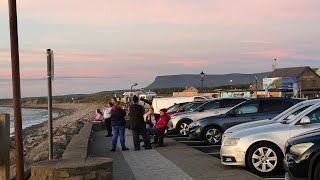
[0, 107, 59, 135]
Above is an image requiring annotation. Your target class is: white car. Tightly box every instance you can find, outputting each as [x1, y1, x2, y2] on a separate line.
[167, 98, 248, 136]
[220, 100, 320, 176]
[224, 99, 318, 134]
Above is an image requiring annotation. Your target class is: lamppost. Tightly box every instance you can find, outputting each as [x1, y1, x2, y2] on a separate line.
[230, 80, 233, 89]
[200, 71, 205, 93]
[255, 76, 258, 97]
[130, 83, 138, 101]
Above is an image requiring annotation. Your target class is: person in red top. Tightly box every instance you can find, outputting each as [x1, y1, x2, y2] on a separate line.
[146, 108, 170, 147]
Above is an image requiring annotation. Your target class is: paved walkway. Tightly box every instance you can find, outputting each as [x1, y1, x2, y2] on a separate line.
[90, 129, 262, 180]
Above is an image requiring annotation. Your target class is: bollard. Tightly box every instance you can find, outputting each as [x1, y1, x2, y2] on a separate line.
[0, 114, 10, 180]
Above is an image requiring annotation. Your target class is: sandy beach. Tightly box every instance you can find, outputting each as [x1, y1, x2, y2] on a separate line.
[9, 103, 101, 179]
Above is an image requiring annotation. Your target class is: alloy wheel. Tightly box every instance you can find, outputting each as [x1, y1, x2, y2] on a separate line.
[179, 122, 189, 136]
[205, 128, 221, 144]
[251, 147, 278, 173]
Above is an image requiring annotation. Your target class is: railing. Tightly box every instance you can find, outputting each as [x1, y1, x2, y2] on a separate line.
[0, 114, 10, 180]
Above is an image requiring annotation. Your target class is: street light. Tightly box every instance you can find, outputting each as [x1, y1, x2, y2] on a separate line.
[255, 76, 258, 96]
[230, 80, 233, 89]
[200, 71, 205, 93]
[130, 83, 138, 101]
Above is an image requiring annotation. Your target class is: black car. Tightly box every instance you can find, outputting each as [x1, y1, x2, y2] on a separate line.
[284, 129, 320, 180]
[188, 98, 303, 145]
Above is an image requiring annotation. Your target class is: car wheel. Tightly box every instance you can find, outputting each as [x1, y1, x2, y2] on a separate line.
[178, 120, 191, 136]
[203, 126, 222, 145]
[247, 142, 283, 176]
[313, 162, 320, 180]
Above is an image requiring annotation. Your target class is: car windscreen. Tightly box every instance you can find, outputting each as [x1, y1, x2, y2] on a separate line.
[183, 102, 204, 111]
[277, 105, 312, 122]
[167, 103, 182, 113]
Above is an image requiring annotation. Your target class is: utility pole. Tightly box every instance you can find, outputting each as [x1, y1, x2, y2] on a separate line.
[47, 49, 54, 160]
[8, 0, 24, 179]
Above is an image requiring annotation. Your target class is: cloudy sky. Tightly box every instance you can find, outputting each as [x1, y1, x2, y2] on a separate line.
[1, 0, 320, 98]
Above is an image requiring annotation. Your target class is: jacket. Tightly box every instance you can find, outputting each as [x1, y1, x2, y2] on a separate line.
[129, 104, 146, 130]
[103, 107, 112, 119]
[111, 105, 126, 127]
[145, 113, 160, 128]
[156, 115, 170, 134]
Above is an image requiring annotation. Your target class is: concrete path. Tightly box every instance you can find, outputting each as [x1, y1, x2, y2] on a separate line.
[90, 129, 262, 180]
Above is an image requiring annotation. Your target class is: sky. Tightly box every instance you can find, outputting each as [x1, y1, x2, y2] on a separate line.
[1, 0, 320, 98]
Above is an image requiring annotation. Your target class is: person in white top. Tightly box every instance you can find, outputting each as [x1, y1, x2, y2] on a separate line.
[103, 102, 113, 137]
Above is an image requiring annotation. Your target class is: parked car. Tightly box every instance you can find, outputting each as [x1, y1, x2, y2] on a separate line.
[168, 98, 248, 136]
[166, 102, 190, 116]
[224, 99, 319, 135]
[152, 96, 213, 114]
[284, 129, 320, 180]
[220, 101, 320, 176]
[188, 98, 302, 145]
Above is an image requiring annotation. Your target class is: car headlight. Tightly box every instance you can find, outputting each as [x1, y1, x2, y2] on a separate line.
[223, 138, 240, 146]
[189, 122, 200, 128]
[290, 143, 314, 155]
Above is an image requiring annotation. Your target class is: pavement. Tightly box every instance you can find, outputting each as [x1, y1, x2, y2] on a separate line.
[90, 129, 262, 180]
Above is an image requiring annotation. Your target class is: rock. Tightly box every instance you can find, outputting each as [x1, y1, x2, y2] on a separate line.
[33, 151, 48, 162]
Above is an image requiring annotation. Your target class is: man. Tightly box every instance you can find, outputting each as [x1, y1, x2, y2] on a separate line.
[146, 109, 170, 147]
[110, 103, 129, 152]
[129, 96, 152, 151]
[111, 97, 118, 105]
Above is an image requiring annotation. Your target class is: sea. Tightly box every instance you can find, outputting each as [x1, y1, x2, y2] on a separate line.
[0, 107, 59, 135]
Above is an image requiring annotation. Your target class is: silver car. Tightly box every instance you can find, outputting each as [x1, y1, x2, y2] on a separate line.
[220, 100, 320, 176]
[167, 98, 248, 136]
[224, 99, 318, 134]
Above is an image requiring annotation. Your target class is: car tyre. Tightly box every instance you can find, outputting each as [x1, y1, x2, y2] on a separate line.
[313, 162, 320, 180]
[246, 142, 283, 176]
[177, 119, 192, 136]
[203, 126, 223, 145]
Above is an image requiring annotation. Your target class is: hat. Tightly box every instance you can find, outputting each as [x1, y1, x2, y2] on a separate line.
[160, 108, 167, 113]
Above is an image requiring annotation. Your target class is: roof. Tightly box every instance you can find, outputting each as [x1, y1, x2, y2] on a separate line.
[268, 66, 309, 78]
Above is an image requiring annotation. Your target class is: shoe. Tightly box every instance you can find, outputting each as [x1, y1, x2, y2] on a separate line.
[145, 146, 152, 150]
[151, 142, 158, 144]
[105, 135, 112, 137]
[111, 149, 116, 152]
[155, 144, 164, 147]
[134, 149, 140, 151]
[122, 147, 129, 151]
[142, 144, 145, 147]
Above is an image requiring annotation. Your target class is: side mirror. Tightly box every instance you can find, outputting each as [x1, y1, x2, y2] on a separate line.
[228, 110, 236, 117]
[300, 116, 311, 125]
[198, 108, 205, 112]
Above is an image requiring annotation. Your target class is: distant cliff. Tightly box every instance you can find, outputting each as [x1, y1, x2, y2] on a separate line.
[146, 72, 270, 89]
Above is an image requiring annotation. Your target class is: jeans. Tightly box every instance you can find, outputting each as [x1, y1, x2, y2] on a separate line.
[112, 126, 126, 149]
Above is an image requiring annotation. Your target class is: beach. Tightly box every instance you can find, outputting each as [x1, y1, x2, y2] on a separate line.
[7, 103, 101, 179]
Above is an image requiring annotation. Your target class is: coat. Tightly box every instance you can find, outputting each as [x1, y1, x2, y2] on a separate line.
[111, 106, 126, 127]
[129, 104, 146, 130]
[156, 115, 170, 134]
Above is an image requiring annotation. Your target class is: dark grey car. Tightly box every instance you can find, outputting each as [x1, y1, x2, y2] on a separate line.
[188, 98, 303, 145]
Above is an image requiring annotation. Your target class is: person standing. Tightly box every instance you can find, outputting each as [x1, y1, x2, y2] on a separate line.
[103, 102, 113, 137]
[129, 96, 152, 151]
[146, 109, 170, 147]
[110, 104, 129, 152]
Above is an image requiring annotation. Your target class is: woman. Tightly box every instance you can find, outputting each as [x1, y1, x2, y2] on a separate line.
[94, 109, 104, 121]
[110, 104, 129, 152]
[145, 108, 160, 128]
[146, 109, 170, 147]
[103, 103, 113, 137]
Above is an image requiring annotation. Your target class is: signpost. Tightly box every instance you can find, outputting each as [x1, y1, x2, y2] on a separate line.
[47, 49, 54, 160]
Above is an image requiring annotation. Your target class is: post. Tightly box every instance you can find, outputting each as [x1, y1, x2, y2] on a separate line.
[8, 0, 24, 178]
[0, 114, 10, 180]
[47, 49, 53, 160]
[201, 78, 204, 94]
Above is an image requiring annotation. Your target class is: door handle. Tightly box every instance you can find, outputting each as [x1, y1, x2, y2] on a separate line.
[251, 117, 257, 120]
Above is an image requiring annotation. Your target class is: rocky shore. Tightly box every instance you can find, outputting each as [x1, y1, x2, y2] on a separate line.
[8, 103, 101, 179]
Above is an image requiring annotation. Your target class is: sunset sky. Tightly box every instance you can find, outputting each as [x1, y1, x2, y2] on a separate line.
[1, 0, 320, 98]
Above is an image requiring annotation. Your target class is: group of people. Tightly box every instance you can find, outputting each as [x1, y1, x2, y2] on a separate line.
[94, 96, 171, 151]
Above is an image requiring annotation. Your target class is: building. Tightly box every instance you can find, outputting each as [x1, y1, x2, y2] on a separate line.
[173, 87, 219, 97]
[250, 66, 320, 98]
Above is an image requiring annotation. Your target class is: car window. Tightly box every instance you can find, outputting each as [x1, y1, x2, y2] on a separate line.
[167, 104, 181, 113]
[296, 107, 320, 125]
[200, 101, 220, 110]
[234, 102, 259, 115]
[283, 105, 311, 120]
[220, 99, 246, 108]
[184, 103, 203, 111]
[260, 100, 294, 113]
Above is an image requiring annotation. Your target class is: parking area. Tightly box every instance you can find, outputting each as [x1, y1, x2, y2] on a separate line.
[167, 135, 286, 180]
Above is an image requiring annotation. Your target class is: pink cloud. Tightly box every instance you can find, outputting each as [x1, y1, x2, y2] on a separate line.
[241, 50, 302, 59]
[168, 60, 213, 68]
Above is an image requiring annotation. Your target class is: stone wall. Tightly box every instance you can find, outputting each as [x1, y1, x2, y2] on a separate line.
[30, 123, 113, 180]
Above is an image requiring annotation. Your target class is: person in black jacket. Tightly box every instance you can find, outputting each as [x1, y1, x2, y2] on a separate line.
[110, 104, 129, 152]
[129, 96, 152, 151]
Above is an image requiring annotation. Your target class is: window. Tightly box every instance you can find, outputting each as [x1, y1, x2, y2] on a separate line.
[167, 104, 181, 113]
[200, 101, 220, 110]
[220, 99, 246, 108]
[184, 102, 203, 112]
[234, 102, 259, 115]
[260, 100, 294, 113]
[307, 108, 320, 124]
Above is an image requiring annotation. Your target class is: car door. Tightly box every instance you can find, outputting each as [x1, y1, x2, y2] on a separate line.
[223, 101, 261, 129]
[290, 107, 320, 138]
